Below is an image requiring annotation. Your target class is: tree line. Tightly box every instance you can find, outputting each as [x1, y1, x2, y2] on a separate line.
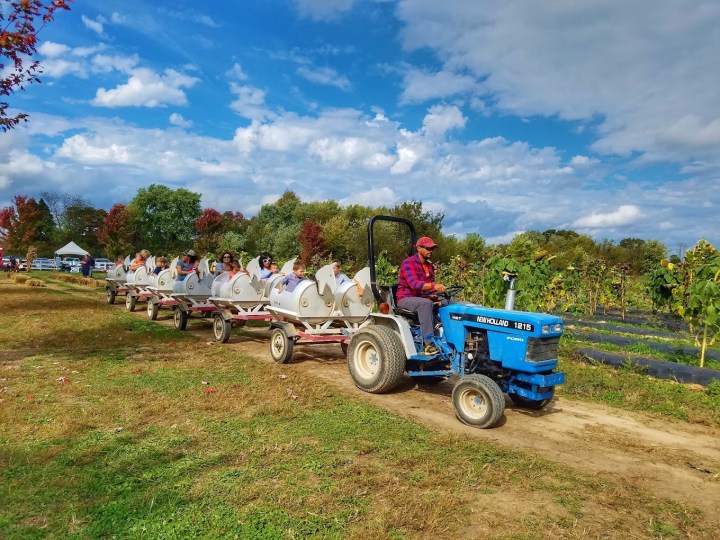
[2, 184, 670, 275]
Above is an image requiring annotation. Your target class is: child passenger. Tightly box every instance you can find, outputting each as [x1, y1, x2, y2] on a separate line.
[278, 262, 305, 293]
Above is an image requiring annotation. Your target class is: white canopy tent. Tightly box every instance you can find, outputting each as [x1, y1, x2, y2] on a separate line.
[54, 241, 90, 257]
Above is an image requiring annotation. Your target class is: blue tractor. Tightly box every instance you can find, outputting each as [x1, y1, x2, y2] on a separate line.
[346, 215, 566, 428]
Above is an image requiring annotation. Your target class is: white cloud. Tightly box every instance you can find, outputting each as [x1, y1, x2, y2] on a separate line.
[573, 205, 642, 228]
[169, 113, 193, 128]
[91, 54, 139, 74]
[229, 83, 271, 120]
[308, 137, 393, 169]
[297, 65, 351, 91]
[92, 68, 200, 107]
[400, 67, 479, 104]
[38, 41, 71, 58]
[339, 187, 395, 207]
[422, 104, 466, 138]
[397, 0, 720, 168]
[81, 15, 104, 35]
[226, 63, 248, 81]
[570, 155, 600, 167]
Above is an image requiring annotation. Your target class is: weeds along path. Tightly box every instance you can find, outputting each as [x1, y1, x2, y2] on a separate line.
[137, 307, 720, 523]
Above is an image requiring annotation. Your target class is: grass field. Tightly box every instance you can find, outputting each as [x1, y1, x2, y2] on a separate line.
[0, 273, 717, 539]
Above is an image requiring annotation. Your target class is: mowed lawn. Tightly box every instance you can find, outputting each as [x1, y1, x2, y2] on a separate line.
[0, 274, 713, 539]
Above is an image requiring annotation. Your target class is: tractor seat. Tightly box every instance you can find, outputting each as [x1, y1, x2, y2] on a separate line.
[390, 284, 420, 323]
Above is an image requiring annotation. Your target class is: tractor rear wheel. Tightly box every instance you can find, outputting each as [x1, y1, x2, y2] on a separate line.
[348, 325, 406, 394]
[452, 375, 505, 428]
[106, 288, 116, 304]
[270, 327, 294, 363]
[125, 294, 137, 312]
[147, 300, 159, 320]
[173, 307, 188, 331]
[213, 314, 232, 343]
[510, 391, 554, 410]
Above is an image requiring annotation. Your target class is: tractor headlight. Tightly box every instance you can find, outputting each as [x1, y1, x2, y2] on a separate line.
[554, 323, 563, 333]
[542, 325, 549, 334]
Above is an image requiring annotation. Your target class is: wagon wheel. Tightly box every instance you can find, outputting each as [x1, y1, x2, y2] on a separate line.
[340, 340, 349, 356]
[452, 374, 505, 428]
[125, 294, 137, 312]
[509, 390, 554, 410]
[147, 299, 160, 321]
[270, 327, 294, 364]
[213, 314, 232, 343]
[106, 287, 116, 304]
[347, 326, 406, 394]
[173, 307, 188, 331]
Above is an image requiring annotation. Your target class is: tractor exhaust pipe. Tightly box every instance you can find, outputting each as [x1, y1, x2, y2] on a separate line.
[504, 274, 517, 311]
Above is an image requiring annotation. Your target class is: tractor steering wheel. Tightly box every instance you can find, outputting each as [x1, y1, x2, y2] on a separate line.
[439, 285, 464, 299]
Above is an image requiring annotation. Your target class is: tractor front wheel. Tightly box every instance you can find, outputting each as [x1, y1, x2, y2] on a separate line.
[452, 375, 505, 428]
[270, 327, 294, 364]
[213, 314, 232, 343]
[347, 325, 406, 394]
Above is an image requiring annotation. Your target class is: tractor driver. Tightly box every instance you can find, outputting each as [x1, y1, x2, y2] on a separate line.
[396, 236, 447, 353]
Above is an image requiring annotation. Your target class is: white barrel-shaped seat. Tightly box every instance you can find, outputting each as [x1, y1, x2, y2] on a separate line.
[211, 272, 264, 306]
[262, 273, 284, 298]
[334, 279, 373, 322]
[106, 264, 127, 284]
[148, 268, 175, 293]
[126, 266, 151, 287]
[172, 272, 213, 297]
[269, 279, 334, 323]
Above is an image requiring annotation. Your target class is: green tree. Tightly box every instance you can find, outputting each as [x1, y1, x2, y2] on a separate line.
[58, 203, 106, 254]
[127, 184, 201, 255]
[457, 233, 487, 264]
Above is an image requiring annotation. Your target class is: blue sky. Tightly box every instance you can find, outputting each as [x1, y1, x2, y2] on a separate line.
[2, 0, 720, 254]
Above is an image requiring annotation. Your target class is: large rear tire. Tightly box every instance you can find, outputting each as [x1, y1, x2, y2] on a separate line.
[173, 307, 188, 331]
[213, 314, 232, 343]
[125, 294, 137, 312]
[347, 325, 406, 394]
[147, 300, 159, 320]
[106, 288, 116, 304]
[270, 327, 294, 364]
[452, 375, 505, 428]
[510, 391, 554, 410]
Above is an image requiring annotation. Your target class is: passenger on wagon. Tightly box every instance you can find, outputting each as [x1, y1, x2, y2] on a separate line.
[176, 249, 198, 281]
[278, 261, 306, 293]
[152, 256, 169, 275]
[129, 249, 150, 271]
[332, 259, 351, 286]
[258, 252, 273, 279]
[214, 252, 234, 276]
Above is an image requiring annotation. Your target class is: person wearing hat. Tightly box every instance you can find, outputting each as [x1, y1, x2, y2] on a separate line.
[176, 249, 197, 281]
[396, 236, 447, 354]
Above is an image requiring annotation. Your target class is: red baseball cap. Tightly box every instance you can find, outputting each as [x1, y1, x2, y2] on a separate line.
[416, 236, 438, 248]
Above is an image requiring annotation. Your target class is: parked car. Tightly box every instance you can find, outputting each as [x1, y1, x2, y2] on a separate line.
[93, 258, 112, 271]
[31, 258, 57, 271]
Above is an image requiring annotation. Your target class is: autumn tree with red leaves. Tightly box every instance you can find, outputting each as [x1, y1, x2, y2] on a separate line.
[1, 0, 72, 131]
[194, 208, 224, 253]
[0, 194, 43, 252]
[97, 204, 135, 259]
[297, 218, 327, 266]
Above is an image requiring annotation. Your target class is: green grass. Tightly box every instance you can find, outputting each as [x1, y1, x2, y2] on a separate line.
[1, 274, 718, 538]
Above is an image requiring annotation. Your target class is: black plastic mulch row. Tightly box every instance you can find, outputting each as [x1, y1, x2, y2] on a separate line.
[577, 348, 720, 386]
[569, 331, 720, 363]
[558, 311, 688, 333]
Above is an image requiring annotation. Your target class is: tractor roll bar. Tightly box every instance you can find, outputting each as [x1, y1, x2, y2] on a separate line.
[367, 214, 417, 304]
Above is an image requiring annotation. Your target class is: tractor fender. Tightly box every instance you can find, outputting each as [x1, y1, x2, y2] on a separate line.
[269, 320, 298, 338]
[367, 313, 418, 357]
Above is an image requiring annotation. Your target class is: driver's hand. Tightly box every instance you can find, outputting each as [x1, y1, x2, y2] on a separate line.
[434, 283, 446, 293]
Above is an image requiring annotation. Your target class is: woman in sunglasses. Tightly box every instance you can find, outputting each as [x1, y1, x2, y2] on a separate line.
[214, 252, 234, 276]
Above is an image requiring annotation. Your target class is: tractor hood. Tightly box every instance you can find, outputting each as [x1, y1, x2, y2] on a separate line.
[439, 302, 564, 339]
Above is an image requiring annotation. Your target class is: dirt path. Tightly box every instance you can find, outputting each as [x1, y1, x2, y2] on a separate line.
[138, 307, 720, 522]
